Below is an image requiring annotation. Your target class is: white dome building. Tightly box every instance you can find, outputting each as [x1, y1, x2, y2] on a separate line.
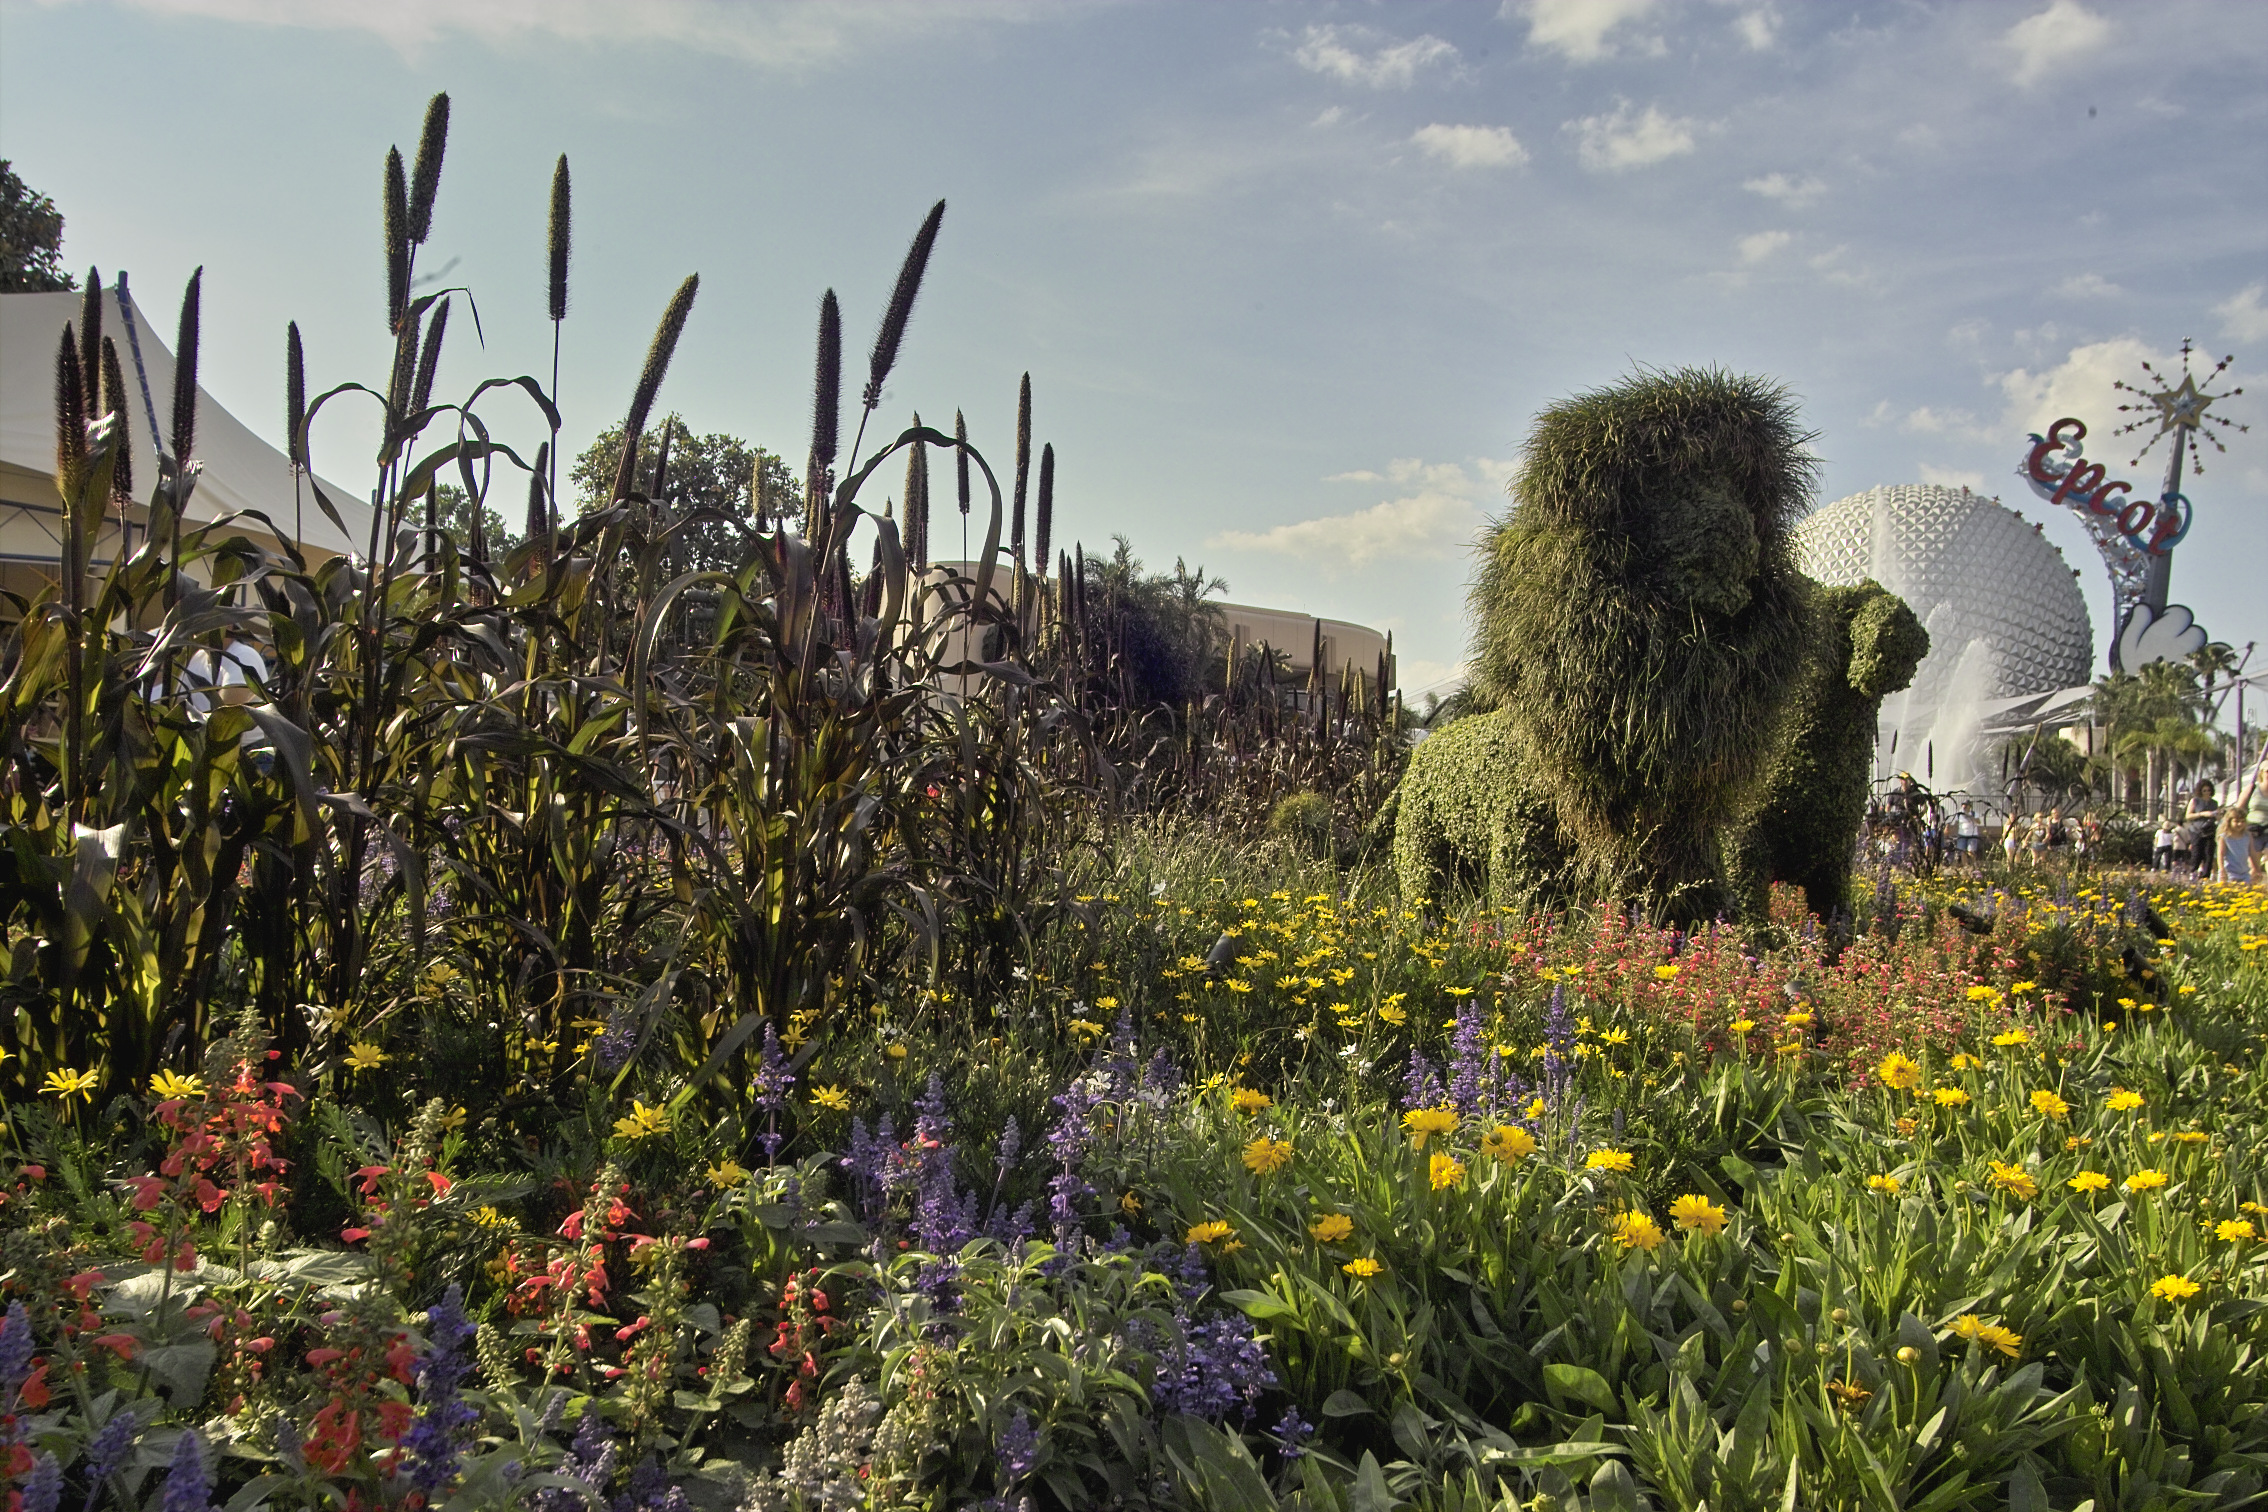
[1794, 484, 2093, 794]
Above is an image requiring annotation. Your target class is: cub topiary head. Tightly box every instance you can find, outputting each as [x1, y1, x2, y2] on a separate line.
[1847, 587, 1929, 699]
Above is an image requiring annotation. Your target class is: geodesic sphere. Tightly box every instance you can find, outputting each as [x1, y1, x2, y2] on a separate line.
[1795, 484, 2093, 704]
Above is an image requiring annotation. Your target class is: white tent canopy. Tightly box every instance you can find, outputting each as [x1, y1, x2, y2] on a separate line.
[0, 287, 370, 564]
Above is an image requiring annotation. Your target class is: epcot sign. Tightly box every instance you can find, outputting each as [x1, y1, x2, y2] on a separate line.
[2014, 341, 2245, 673]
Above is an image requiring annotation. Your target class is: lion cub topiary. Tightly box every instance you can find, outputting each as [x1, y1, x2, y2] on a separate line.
[1730, 579, 1928, 921]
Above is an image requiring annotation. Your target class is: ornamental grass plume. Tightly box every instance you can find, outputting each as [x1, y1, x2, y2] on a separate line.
[610, 274, 700, 503]
[862, 199, 945, 414]
[547, 154, 571, 322]
[99, 336, 132, 501]
[170, 268, 202, 465]
[1011, 371, 1031, 568]
[384, 147, 409, 331]
[405, 92, 450, 247]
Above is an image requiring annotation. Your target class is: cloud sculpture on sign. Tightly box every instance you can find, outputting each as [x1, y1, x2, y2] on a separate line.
[2117, 603, 2208, 669]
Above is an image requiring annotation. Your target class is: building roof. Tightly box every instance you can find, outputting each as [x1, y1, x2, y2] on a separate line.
[1, 288, 369, 559]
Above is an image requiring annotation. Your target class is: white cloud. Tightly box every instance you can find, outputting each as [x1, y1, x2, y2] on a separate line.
[1743, 172, 1824, 206]
[1808, 245, 1881, 292]
[1291, 24, 1457, 88]
[1918, 464, 1987, 493]
[2216, 283, 2268, 342]
[1998, 337, 2171, 435]
[1567, 102, 1696, 172]
[1312, 106, 1345, 129]
[1412, 124, 1530, 169]
[1211, 459, 1503, 576]
[1900, 406, 1997, 442]
[2004, 0, 2112, 88]
[1513, 0, 1662, 63]
[1733, 6, 1778, 50]
[2054, 272, 2121, 299]
[1737, 229, 1790, 264]
[99, 0, 1030, 65]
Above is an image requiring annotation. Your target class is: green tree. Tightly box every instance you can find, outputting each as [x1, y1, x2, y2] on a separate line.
[1, 160, 75, 292]
[571, 416, 800, 573]
[1079, 536, 1228, 710]
[427, 483, 514, 560]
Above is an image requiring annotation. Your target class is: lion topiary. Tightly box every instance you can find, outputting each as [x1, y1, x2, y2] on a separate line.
[1729, 579, 1928, 920]
[1397, 368, 1815, 922]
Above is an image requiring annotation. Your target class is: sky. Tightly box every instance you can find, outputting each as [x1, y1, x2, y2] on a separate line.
[4, 0, 2265, 707]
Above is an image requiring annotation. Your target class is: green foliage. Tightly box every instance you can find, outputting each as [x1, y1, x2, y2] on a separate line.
[1731, 579, 1927, 920]
[572, 416, 802, 573]
[1463, 369, 1816, 922]
[0, 158, 75, 292]
[1079, 535, 1231, 712]
[1268, 791, 1335, 856]
[1391, 709, 1571, 911]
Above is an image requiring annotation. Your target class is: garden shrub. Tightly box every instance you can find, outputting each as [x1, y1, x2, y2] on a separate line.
[1265, 791, 1334, 857]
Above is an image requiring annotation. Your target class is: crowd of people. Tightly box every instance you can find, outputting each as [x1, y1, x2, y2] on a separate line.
[1861, 752, 2268, 884]
[2150, 753, 2268, 882]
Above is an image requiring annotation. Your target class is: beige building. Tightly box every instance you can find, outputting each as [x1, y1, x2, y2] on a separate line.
[1, 288, 368, 604]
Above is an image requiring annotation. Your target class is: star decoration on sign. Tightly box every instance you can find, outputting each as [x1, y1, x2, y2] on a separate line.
[2112, 339, 2246, 474]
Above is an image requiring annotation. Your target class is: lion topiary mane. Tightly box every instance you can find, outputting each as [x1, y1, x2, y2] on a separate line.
[1402, 368, 1817, 923]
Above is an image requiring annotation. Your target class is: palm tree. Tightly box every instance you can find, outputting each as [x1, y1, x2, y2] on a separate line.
[2188, 640, 2240, 691]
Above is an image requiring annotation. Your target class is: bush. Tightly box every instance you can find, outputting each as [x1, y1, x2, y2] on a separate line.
[1266, 791, 1334, 855]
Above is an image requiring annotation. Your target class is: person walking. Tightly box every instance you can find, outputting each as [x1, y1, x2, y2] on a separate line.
[2219, 804, 2253, 884]
[2152, 818, 2176, 872]
[1955, 804, 1982, 865]
[2235, 754, 2268, 884]
[2185, 780, 2220, 880]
